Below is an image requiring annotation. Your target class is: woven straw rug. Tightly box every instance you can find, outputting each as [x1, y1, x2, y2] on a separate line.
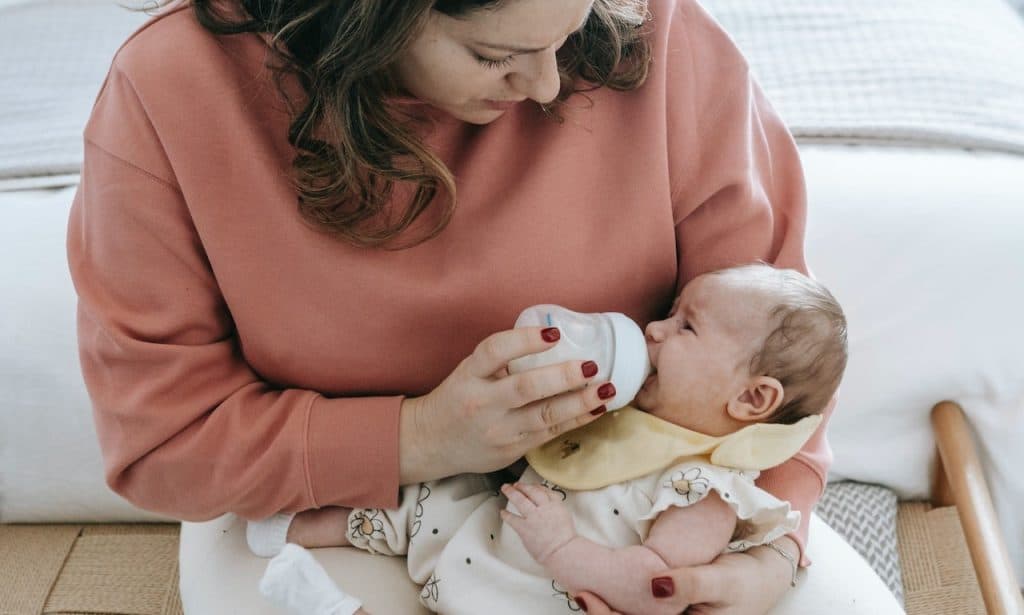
[0, 524, 182, 615]
[0, 503, 984, 614]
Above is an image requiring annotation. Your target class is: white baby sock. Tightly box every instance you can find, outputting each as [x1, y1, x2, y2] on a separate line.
[259, 543, 364, 615]
[246, 512, 296, 558]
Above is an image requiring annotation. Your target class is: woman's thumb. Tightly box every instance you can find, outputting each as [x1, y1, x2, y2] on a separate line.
[654, 564, 728, 607]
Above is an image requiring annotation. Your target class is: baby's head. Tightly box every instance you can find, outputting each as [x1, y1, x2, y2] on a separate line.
[634, 264, 847, 436]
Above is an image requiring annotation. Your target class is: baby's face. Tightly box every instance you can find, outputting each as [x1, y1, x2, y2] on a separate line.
[634, 272, 774, 436]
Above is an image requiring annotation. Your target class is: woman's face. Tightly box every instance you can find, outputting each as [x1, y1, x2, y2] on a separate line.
[393, 0, 595, 124]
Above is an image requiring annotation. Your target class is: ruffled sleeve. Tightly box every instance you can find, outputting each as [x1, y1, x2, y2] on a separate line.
[638, 460, 800, 552]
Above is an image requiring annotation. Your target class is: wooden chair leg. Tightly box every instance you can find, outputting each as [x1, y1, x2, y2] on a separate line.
[931, 400, 1024, 615]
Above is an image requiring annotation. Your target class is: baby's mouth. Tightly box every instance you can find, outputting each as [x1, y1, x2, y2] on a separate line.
[641, 371, 657, 390]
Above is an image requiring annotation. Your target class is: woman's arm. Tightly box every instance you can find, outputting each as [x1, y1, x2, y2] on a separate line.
[755, 400, 834, 564]
[575, 535, 800, 615]
[71, 66, 613, 522]
[70, 138, 410, 520]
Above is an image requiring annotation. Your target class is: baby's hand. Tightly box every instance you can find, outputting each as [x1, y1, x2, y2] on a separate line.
[500, 482, 577, 564]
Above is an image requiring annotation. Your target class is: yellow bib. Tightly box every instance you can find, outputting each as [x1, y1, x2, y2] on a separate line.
[525, 407, 822, 491]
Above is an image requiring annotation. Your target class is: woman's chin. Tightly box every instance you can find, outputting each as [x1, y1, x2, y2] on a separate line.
[460, 107, 507, 124]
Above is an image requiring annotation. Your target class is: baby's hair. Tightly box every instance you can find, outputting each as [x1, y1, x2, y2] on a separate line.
[713, 264, 848, 425]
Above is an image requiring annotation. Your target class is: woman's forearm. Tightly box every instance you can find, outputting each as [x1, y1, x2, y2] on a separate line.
[745, 535, 800, 589]
[398, 396, 452, 485]
[558, 535, 798, 615]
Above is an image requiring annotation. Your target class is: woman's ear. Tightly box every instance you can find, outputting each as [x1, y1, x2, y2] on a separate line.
[726, 376, 784, 422]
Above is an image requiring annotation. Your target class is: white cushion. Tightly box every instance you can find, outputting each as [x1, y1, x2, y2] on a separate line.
[179, 513, 904, 614]
[801, 145, 1024, 584]
[0, 187, 166, 523]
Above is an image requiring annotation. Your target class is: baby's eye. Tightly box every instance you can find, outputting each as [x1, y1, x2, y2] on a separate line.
[677, 318, 694, 333]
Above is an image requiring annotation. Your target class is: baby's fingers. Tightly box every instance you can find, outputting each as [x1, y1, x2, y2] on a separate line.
[500, 483, 537, 516]
[515, 482, 560, 506]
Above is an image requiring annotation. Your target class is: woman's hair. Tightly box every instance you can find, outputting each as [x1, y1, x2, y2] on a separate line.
[714, 265, 849, 425]
[145, 0, 651, 248]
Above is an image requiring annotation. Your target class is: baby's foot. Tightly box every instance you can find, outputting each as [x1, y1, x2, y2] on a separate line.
[247, 507, 353, 557]
[246, 513, 295, 557]
[260, 543, 365, 614]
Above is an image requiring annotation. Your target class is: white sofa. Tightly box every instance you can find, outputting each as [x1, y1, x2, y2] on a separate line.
[2, 0, 1023, 610]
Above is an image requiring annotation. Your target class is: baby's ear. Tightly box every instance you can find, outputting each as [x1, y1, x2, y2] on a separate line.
[726, 376, 784, 422]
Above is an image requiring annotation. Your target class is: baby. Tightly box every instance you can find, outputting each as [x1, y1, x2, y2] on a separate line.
[251, 264, 848, 615]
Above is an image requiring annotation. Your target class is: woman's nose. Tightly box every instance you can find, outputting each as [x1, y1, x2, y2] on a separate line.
[508, 49, 561, 105]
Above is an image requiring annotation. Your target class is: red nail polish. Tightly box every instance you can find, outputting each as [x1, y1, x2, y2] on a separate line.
[541, 327, 560, 342]
[581, 361, 598, 378]
[598, 383, 616, 400]
[652, 576, 675, 598]
[574, 597, 588, 612]
[589, 405, 607, 416]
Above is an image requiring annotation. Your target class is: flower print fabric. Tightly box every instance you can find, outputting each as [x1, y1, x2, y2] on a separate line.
[337, 459, 800, 613]
[393, 460, 800, 614]
[348, 509, 386, 541]
[640, 460, 800, 551]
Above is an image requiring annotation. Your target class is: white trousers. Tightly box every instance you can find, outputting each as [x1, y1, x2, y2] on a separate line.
[179, 512, 905, 614]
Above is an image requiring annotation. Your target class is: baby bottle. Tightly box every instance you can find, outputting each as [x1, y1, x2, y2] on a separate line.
[507, 305, 652, 411]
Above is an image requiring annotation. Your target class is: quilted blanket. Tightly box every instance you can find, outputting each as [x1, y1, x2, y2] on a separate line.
[3, 0, 1024, 187]
[0, 0, 148, 187]
[700, 0, 1024, 154]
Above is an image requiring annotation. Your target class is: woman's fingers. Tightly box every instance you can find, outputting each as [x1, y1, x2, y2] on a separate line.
[511, 379, 615, 443]
[650, 563, 730, 611]
[467, 326, 561, 378]
[571, 592, 621, 614]
[497, 358, 602, 411]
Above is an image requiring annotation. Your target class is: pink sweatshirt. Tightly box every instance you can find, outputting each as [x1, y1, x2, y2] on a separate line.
[67, 0, 830, 564]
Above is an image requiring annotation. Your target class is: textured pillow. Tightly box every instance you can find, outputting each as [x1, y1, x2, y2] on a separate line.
[816, 482, 903, 604]
[700, 0, 1024, 154]
[0, 0, 147, 186]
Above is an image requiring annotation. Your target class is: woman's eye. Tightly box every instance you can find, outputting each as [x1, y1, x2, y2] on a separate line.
[475, 53, 514, 69]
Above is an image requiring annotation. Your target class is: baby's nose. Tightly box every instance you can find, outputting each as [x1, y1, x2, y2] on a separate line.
[645, 320, 667, 342]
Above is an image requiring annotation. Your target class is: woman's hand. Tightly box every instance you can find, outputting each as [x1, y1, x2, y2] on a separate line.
[573, 537, 799, 615]
[398, 326, 614, 483]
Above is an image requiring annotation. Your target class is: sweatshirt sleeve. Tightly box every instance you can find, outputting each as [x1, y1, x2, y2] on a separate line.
[662, 0, 832, 563]
[66, 65, 402, 522]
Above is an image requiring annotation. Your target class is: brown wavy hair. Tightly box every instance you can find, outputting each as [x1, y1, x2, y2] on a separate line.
[146, 0, 651, 248]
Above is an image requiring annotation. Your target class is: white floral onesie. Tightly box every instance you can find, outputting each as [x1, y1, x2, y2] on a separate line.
[346, 458, 799, 615]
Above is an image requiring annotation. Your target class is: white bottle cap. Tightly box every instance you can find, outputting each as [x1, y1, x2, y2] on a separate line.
[603, 312, 653, 411]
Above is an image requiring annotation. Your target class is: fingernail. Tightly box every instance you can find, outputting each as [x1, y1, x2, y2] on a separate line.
[581, 361, 598, 378]
[589, 405, 607, 416]
[652, 576, 675, 598]
[574, 597, 588, 611]
[541, 327, 560, 342]
[598, 383, 616, 400]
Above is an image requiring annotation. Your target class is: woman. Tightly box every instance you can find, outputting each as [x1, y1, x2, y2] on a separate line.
[67, 0, 902, 612]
